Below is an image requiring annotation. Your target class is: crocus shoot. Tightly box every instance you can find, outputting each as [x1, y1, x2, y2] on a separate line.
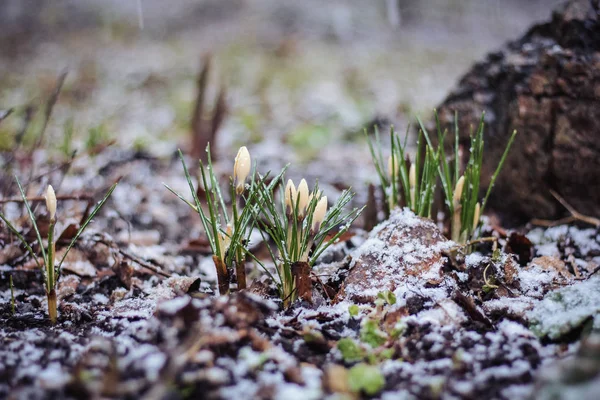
[165, 145, 261, 294]
[254, 176, 363, 307]
[0, 178, 118, 323]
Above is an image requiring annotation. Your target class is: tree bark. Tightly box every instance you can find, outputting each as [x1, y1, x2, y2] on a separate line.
[434, 0, 600, 225]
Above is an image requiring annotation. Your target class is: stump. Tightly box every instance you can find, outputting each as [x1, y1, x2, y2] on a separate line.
[435, 0, 600, 224]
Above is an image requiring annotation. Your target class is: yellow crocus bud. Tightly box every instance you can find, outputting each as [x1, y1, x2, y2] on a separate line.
[297, 179, 309, 219]
[472, 202, 481, 232]
[45, 185, 57, 220]
[285, 179, 297, 216]
[311, 196, 328, 234]
[233, 146, 251, 195]
[453, 175, 465, 204]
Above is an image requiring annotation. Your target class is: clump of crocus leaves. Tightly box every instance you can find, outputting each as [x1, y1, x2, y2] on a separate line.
[168, 145, 363, 306]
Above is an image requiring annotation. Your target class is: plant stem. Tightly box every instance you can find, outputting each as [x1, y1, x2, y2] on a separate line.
[235, 248, 246, 290]
[451, 205, 462, 243]
[291, 261, 311, 302]
[47, 217, 57, 324]
[47, 289, 57, 324]
[47, 218, 56, 295]
[212, 255, 230, 295]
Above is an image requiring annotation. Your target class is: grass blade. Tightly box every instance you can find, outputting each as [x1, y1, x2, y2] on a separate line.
[15, 176, 47, 264]
[58, 180, 119, 267]
[482, 129, 517, 213]
[0, 212, 42, 269]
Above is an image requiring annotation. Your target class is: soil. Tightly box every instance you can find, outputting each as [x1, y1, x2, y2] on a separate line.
[1, 1, 599, 400]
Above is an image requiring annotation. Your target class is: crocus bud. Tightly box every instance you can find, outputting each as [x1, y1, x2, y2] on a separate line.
[387, 155, 398, 177]
[472, 202, 481, 232]
[308, 191, 321, 207]
[297, 179, 309, 219]
[311, 196, 328, 234]
[218, 224, 232, 258]
[45, 185, 57, 220]
[233, 146, 251, 195]
[285, 179, 297, 216]
[409, 164, 416, 189]
[453, 175, 465, 204]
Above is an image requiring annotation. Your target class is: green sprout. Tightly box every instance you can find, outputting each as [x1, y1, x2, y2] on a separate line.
[348, 304, 360, 317]
[376, 290, 397, 307]
[337, 338, 365, 363]
[0, 177, 118, 323]
[165, 146, 260, 295]
[367, 125, 439, 218]
[253, 176, 363, 307]
[419, 110, 517, 244]
[348, 363, 385, 396]
[360, 319, 388, 348]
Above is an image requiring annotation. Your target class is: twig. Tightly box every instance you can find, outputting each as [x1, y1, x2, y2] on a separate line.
[531, 216, 576, 227]
[34, 70, 68, 150]
[18, 71, 68, 203]
[448, 236, 497, 252]
[531, 190, 600, 227]
[550, 189, 600, 227]
[118, 248, 172, 278]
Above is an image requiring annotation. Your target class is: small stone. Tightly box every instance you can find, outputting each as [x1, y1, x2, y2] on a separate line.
[336, 209, 451, 304]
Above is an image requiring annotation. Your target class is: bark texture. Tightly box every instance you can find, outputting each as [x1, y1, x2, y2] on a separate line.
[435, 0, 600, 224]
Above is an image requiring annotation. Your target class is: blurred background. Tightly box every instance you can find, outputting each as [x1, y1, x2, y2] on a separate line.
[0, 0, 563, 170]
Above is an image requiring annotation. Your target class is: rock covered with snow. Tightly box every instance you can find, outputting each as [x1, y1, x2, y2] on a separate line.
[528, 275, 600, 340]
[336, 208, 453, 303]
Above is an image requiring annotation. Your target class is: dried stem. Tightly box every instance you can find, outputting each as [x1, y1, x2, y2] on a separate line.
[550, 189, 600, 227]
[213, 255, 230, 295]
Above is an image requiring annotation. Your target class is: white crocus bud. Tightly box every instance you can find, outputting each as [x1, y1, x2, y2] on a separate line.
[453, 175, 465, 204]
[409, 164, 416, 189]
[472, 202, 481, 232]
[285, 179, 297, 216]
[233, 146, 251, 195]
[308, 191, 321, 207]
[297, 179, 309, 219]
[45, 185, 57, 220]
[387, 155, 398, 178]
[311, 196, 328, 234]
[218, 224, 232, 258]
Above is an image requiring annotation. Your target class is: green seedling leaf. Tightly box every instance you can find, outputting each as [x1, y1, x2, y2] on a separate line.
[348, 363, 385, 396]
[377, 348, 395, 361]
[377, 290, 396, 305]
[360, 320, 387, 348]
[348, 304, 360, 317]
[337, 338, 365, 363]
